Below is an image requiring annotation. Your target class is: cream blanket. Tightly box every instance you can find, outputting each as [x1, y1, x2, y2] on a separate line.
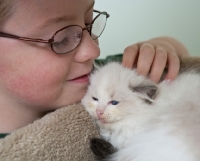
[0, 104, 100, 161]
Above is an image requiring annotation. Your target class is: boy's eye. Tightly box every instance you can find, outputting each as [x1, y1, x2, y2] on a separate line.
[110, 101, 119, 105]
[53, 37, 69, 49]
[92, 97, 98, 101]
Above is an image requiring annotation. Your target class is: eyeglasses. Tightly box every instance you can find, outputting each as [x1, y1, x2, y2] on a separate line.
[0, 10, 109, 54]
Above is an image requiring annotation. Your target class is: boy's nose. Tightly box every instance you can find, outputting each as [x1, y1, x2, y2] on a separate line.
[74, 31, 100, 63]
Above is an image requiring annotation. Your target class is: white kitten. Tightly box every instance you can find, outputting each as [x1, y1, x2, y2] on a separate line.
[82, 61, 200, 161]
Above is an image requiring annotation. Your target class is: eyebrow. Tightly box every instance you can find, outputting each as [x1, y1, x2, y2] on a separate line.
[36, 1, 95, 30]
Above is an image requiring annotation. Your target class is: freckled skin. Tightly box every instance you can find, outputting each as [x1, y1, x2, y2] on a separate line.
[0, 0, 100, 132]
[0, 0, 99, 109]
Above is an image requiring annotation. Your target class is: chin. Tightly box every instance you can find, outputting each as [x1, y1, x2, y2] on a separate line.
[60, 85, 88, 105]
[51, 94, 84, 109]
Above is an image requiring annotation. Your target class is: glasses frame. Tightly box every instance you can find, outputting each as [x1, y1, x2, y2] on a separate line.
[0, 10, 110, 54]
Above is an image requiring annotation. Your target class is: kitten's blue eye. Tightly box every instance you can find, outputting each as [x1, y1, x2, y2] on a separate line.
[110, 100, 119, 105]
[92, 97, 98, 101]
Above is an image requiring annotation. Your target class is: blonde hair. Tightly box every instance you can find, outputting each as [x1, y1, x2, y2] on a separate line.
[0, 0, 16, 29]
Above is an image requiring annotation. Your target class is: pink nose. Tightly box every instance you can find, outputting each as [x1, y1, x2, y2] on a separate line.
[96, 109, 104, 117]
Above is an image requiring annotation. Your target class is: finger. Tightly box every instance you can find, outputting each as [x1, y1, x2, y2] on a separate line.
[122, 44, 139, 68]
[137, 43, 155, 76]
[149, 47, 167, 83]
[165, 52, 180, 81]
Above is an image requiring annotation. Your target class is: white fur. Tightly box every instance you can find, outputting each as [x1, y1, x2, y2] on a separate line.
[81, 62, 200, 161]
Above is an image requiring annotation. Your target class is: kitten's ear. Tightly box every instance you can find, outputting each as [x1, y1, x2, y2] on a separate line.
[133, 85, 157, 99]
[129, 82, 158, 104]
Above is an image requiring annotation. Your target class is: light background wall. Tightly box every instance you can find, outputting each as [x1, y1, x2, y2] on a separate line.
[95, 0, 200, 58]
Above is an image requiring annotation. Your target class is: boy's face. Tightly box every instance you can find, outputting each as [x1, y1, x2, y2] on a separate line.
[0, 0, 100, 111]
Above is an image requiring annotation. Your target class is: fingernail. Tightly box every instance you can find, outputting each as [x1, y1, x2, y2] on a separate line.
[165, 79, 172, 85]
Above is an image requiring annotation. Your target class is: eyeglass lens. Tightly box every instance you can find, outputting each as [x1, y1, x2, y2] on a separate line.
[91, 13, 107, 40]
[52, 12, 107, 54]
[52, 26, 82, 54]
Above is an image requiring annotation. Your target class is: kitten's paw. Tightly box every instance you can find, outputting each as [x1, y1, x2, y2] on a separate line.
[90, 138, 117, 160]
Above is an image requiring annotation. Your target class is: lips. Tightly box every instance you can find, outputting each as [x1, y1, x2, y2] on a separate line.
[68, 74, 89, 83]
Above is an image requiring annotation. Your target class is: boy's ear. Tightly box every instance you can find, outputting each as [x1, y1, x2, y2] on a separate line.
[129, 82, 158, 104]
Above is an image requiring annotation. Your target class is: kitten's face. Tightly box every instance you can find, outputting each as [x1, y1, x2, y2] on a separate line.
[81, 62, 157, 128]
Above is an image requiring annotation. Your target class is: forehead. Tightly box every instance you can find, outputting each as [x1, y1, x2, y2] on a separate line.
[5, 0, 94, 35]
[17, 0, 94, 15]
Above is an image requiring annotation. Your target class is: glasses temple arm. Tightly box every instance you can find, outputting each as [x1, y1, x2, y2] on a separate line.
[0, 32, 52, 43]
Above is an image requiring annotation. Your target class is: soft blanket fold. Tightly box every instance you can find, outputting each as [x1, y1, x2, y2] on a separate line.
[0, 103, 100, 161]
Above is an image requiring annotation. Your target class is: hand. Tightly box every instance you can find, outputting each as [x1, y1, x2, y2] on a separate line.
[122, 37, 188, 83]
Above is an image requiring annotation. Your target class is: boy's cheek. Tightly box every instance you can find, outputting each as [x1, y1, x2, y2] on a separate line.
[0, 69, 62, 105]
